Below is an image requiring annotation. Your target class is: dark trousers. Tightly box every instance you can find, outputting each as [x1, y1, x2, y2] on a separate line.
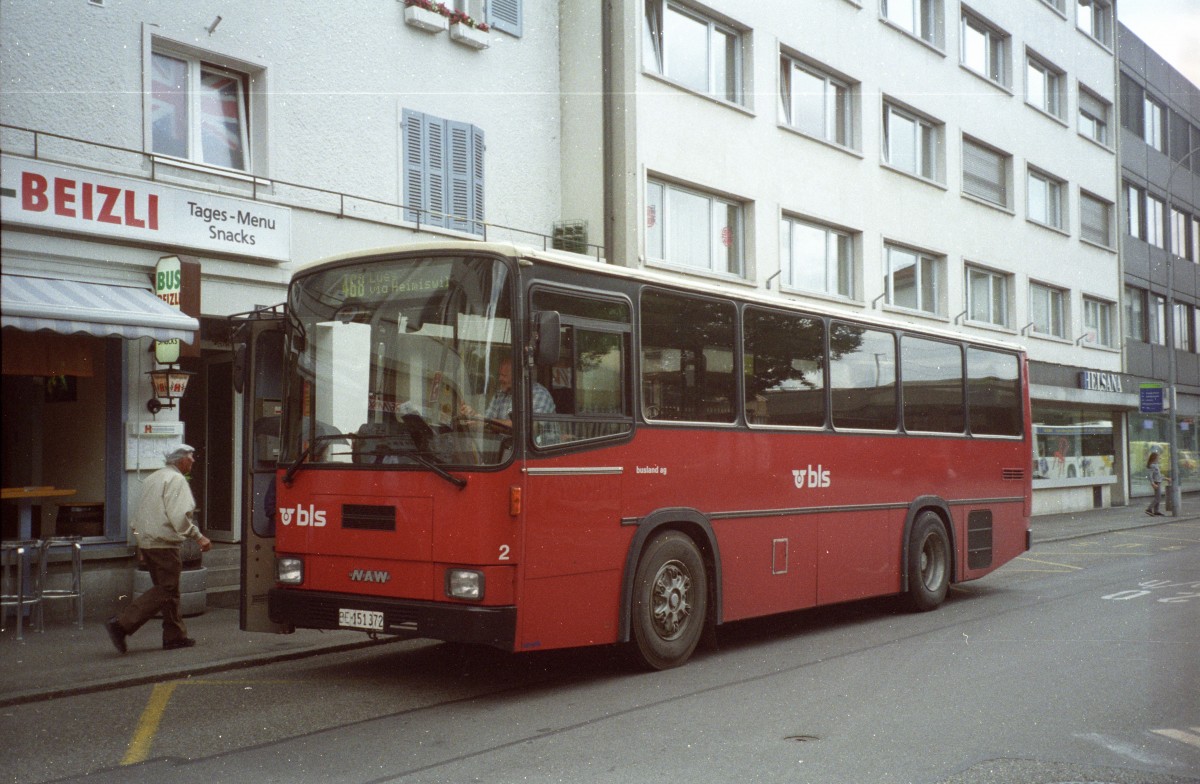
[116, 548, 187, 644]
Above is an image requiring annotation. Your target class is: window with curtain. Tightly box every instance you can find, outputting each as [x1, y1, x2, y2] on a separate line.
[962, 137, 1009, 207]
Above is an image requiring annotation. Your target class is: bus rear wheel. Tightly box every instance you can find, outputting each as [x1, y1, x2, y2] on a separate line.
[903, 512, 950, 612]
[630, 531, 707, 670]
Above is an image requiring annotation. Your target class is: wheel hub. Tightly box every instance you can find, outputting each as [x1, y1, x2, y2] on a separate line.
[651, 560, 692, 640]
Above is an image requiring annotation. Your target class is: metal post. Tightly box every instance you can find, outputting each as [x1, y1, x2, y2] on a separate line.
[1163, 146, 1198, 516]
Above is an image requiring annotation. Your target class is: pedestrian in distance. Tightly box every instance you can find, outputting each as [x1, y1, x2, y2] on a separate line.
[1145, 450, 1168, 517]
[105, 444, 212, 653]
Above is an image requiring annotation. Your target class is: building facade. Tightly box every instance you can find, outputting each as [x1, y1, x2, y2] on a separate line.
[1, 0, 564, 609]
[562, 0, 1123, 513]
[7, 1, 1196, 616]
[1117, 23, 1200, 504]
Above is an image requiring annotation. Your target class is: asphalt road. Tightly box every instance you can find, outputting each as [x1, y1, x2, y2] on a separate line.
[5, 521, 1198, 784]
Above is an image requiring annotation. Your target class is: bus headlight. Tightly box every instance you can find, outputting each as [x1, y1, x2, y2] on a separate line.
[277, 557, 304, 585]
[446, 569, 484, 601]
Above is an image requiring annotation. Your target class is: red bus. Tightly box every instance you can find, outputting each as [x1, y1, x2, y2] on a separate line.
[249, 241, 1031, 669]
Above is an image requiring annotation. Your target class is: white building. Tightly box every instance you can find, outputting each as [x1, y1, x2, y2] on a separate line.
[1, 0, 1126, 614]
[561, 0, 1123, 513]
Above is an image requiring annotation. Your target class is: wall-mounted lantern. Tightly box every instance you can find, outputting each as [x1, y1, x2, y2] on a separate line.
[146, 364, 194, 414]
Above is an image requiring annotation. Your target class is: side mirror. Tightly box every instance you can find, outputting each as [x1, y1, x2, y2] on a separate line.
[534, 311, 561, 365]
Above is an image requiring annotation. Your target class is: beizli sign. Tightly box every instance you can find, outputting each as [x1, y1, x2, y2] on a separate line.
[1078, 370, 1124, 393]
[0, 155, 291, 262]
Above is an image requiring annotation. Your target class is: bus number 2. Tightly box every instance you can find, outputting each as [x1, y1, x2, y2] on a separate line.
[499, 544, 511, 561]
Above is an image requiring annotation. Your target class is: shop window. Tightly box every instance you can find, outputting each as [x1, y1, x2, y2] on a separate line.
[1033, 410, 1114, 481]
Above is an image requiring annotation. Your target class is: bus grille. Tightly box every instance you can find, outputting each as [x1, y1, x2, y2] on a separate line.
[1001, 468, 1025, 481]
[343, 504, 396, 531]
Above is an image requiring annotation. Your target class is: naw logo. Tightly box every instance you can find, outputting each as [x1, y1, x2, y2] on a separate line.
[278, 504, 327, 527]
[792, 465, 831, 489]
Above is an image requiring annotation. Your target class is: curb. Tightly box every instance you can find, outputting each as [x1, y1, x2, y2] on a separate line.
[0, 636, 404, 709]
[1032, 514, 1199, 544]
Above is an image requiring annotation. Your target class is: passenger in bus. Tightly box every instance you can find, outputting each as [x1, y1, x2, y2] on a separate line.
[1145, 450, 1167, 516]
[459, 356, 555, 430]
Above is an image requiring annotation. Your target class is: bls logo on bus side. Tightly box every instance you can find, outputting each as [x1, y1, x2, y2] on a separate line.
[278, 504, 327, 527]
[792, 465, 831, 489]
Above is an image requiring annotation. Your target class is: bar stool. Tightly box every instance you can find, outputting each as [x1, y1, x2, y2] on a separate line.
[39, 536, 84, 629]
[1, 539, 44, 641]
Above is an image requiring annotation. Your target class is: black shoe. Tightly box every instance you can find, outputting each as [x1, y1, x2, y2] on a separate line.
[163, 638, 197, 650]
[1146, 509, 1155, 516]
[105, 618, 127, 654]
[1155, 511, 1167, 516]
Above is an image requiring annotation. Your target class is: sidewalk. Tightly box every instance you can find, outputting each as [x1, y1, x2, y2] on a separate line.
[3, 498, 1197, 707]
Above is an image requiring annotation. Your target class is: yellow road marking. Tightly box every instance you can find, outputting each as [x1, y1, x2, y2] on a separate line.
[122, 682, 178, 765]
[1153, 727, 1200, 749]
[121, 679, 296, 765]
[1016, 556, 1083, 571]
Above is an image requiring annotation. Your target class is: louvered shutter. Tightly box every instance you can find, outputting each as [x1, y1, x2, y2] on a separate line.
[471, 126, 485, 236]
[402, 109, 425, 223]
[447, 121, 472, 233]
[488, 0, 522, 37]
[426, 118, 447, 228]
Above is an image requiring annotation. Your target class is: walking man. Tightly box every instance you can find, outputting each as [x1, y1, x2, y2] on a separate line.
[105, 444, 211, 653]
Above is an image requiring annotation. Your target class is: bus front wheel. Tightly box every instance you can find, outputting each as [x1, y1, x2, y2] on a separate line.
[630, 531, 707, 670]
[903, 512, 950, 612]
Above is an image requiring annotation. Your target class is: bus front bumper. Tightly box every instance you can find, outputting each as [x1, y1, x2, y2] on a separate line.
[268, 588, 516, 650]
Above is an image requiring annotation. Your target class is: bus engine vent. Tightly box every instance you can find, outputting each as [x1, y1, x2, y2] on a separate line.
[1001, 468, 1025, 481]
[967, 510, 993, 569]
[342, 504, 396, 531]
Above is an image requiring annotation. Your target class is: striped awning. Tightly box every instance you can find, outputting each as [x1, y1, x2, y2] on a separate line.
[1, 274, 199, 342]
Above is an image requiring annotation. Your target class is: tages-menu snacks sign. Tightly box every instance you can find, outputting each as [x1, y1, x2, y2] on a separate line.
[0, 155, 292, 262]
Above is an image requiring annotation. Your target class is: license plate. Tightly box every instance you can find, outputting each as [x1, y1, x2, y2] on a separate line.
[338, 608, 384, 631]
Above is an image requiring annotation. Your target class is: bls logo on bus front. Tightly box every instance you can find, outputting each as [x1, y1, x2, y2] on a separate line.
[278, 504, 327, 527]
[792, 465, 831, 489]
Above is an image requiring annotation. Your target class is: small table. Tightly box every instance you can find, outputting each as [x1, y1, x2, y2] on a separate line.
[1, 487, 77, 539]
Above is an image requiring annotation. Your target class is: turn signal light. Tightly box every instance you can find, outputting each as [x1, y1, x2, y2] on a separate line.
[509, 486, 522, 516]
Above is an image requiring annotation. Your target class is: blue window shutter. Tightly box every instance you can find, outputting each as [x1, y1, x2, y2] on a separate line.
[488, 0, 521, 37]
[402, 109, 425, 224]
[426, 117, 447, 228]
[470, 126, 485, 236]
[446, 121, 473, 233]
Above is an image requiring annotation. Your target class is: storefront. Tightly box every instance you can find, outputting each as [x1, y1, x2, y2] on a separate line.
[1, 151, 291, 614]
[1029, 362, 1133, 515]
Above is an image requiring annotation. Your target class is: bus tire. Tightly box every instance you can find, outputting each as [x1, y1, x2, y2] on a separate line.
[903, 512, 950, 612]
[629, 531, 707, 670]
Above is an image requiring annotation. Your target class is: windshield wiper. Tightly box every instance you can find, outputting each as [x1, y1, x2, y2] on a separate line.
[282, 433, 346, 486]
[404, 451, 467, 489]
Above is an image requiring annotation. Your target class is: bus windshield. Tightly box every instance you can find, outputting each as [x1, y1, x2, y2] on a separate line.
[281, 254, 513, 470]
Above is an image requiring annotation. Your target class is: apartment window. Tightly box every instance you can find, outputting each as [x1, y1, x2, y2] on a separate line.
[646, 178, 744, 276]
[1030, 282, 1066, 338]
[1026, 53, 1064, 119]
[1194, 217, 1200, 264]
[1149, 294, 1166, 345]
[881, 0, 943, 47]
[1080, 191, 1112, 247]
[1028, 169, 1065, 230]
[644, 0, 742, 104]
[1176, 303, 1193, 352]
[1120, 72, 1143, 134]
[1082, 297, 1114, 347]
[960, 10, 1008, 86]
[1143, 95, 1165, 151]
[1171, 209, 1190, 259]
[884, 243, 944, 315]
[1125, 183, 1144, 240]
[1146, 194, 1165, 249]
[1169, 110, 1192, 164]
[402, 109, 485, 234]
[883, 102, 942, 181]
[1077, 86, 1110, 145]
[781, 216, 854, 298]
[150, 50, 249, 171]
[779, 55, 855, 148]
[1039, 0, 1066, 12]
[1076, 0, 1112, 47]
[965, 265, 1010, 327]
[1125, 285, 1146, 342]
[962, 136, 1009, 207]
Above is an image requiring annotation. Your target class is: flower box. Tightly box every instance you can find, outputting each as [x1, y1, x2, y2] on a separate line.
[450, 21, 489, 49]
[405, 6, 448, 33]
